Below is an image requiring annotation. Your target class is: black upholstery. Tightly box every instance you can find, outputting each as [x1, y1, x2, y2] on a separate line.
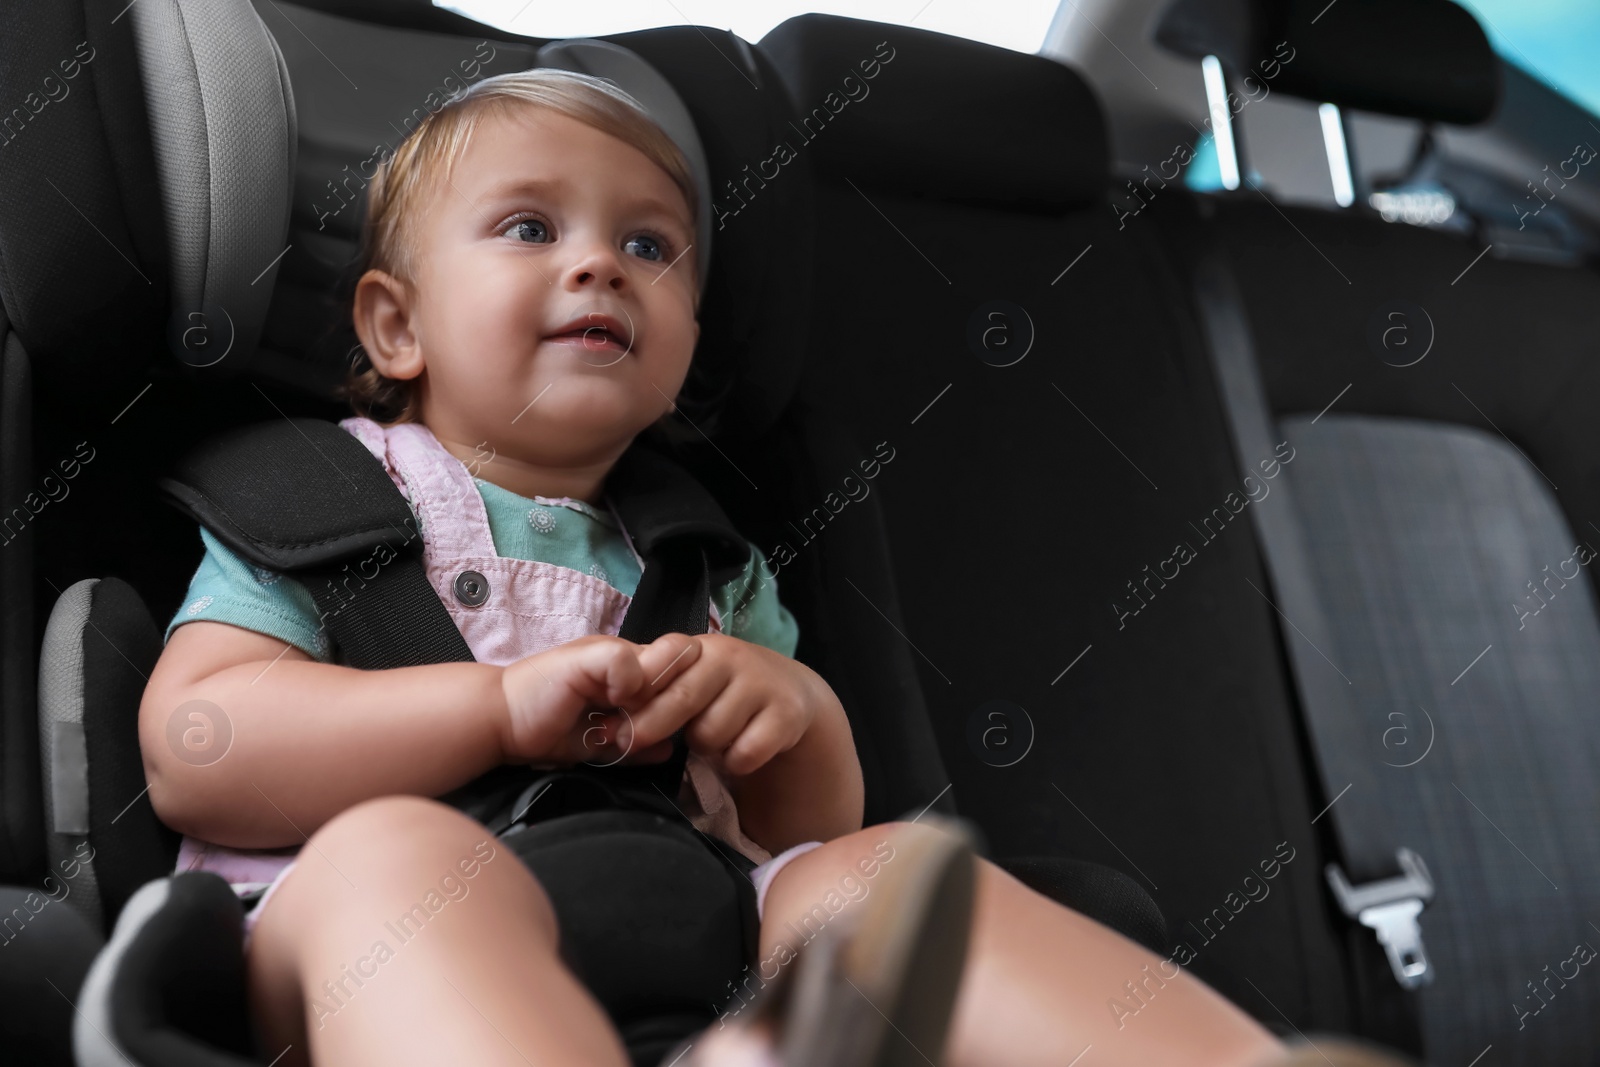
[1161, 183, 1600, 1062]
[0, 882, 104, 1067]
[0, 0, 171, 408]
[760, 12, 1350, 1029]
[1144, 0, 1600, 1055]
[12, 0, 1595, 1062]
[1156, 0, 1501, 125]
[61, 578, 179, 925]
[1005, 857, 1171, 957]
[1211, 199, 1600, 492]
[759, 12, 1107, 210]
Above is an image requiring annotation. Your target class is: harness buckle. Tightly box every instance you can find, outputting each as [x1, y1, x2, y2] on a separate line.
[1325, 847, 1435, 989]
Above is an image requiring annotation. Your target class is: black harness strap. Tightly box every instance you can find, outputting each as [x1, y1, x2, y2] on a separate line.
[156, 417, 751, 822]
[157, 418, 474, 668]
[160, 417, 767, 1060]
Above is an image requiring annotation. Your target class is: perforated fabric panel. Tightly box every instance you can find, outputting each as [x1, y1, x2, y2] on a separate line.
[130, 0, 295, 370]
[37, 579, 104, 934]
[36, 575, 175, 937]
[1283, 412, 1600, 1061]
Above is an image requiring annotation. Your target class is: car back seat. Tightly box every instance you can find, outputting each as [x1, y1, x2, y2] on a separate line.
[1148, 0, 1600, 1060]
[758, 12, 1362, 1036]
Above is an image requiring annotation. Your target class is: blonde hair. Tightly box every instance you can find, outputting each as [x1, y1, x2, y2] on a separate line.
[340, 68, 702, 433]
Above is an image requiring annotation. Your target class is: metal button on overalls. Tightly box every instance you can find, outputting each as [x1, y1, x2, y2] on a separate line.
[454, 569, 489, 606]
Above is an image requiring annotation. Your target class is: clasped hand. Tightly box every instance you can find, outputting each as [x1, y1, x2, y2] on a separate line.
[497, 632, 823, 778]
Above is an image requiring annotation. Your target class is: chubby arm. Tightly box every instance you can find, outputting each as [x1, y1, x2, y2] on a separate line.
[142, 623, 696, 849]
[620, 633, 865, 853]
[141, 621, 509, 848]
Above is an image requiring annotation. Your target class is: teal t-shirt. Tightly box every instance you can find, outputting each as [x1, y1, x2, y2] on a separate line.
[164, 476, 799, 662]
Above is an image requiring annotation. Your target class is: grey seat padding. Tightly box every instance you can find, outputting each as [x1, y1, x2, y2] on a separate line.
[37, 579, 103, 932]
[130, 0, 298, 370]
[1282, 411, 1600, 1060]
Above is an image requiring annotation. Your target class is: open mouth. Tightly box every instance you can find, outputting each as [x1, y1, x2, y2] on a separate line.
[544, 310, 635, 355]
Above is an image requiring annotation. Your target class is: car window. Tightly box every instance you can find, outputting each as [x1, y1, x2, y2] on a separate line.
[433, 0, 1059, 54]
[1453, 0, 1600, 118]
[1183, 0, 1600, 195]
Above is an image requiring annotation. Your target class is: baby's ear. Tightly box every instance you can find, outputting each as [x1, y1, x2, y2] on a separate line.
[354, 269, 424, 380]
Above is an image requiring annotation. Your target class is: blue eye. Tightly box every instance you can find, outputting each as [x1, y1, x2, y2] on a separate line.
[507, 217, 550, 243]
[625, 233, 664, 262]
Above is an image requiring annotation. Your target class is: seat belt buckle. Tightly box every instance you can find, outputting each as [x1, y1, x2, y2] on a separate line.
[1325, 847, 1435, 990]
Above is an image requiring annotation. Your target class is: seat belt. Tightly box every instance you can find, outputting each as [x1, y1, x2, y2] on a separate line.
[155, 417, 750, 826]
[1170, 204, 1435, 1007]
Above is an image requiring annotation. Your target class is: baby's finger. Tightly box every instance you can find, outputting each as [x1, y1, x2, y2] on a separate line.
[719, 708, 787, 776]
[633, 634, 702, 700]
[570, 709, 671, 767]
[559, 637, 647, 710]
[549, 706, 629, 765]
[620, 664, 717, 752]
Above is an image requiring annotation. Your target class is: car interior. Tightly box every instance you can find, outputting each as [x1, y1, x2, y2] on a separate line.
[2, 0, 1598, 1063]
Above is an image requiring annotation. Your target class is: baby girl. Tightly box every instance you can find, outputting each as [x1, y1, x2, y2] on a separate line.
[140, 67, 1301, 1067]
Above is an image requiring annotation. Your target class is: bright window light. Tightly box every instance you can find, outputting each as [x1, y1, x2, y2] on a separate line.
[432, 1, 1060, 54]
[1318, 102, 1355, 207]
[1200, 55, 1240, 191]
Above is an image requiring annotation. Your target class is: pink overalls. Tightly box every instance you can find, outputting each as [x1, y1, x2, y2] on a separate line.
[173, 416, 821, 943]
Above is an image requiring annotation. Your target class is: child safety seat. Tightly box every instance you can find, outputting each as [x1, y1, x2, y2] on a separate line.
[0, 3, 1169, 1064]
[149, 415, 766, 1066]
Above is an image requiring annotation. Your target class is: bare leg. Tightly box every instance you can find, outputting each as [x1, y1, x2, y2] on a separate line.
[246, 795, 630, 1067]
[735, 822, 1283, 1067]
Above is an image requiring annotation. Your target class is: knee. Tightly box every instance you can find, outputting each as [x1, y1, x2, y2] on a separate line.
[289, 795, 556, 937]
[761, 823, 918, 925]
[300, 796, 491, 884]
[306, 794, 478, 856]
[833, 819, 961, 871]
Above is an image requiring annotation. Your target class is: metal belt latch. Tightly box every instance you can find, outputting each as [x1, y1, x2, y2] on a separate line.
[1326, 846, 1435, 989]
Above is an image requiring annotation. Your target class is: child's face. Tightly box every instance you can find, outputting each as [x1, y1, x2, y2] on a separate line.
[357, 105, 700, 479]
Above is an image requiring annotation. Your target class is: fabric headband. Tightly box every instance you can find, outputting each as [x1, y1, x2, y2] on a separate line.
[535, 39, 715, 292]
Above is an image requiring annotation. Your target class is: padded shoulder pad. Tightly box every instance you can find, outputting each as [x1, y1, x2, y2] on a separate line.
[157, 418, 420, 574]
[607, 445, 751, 587]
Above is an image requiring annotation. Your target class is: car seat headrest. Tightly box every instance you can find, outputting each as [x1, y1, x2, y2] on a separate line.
[127, 2, 719, 375]
[536, 38, 714, 289]
[106, 2, 811, 444]
[760, 14, 1108, 212]
[1155, 0, 1500, 125]
[130, 0, 298, 372]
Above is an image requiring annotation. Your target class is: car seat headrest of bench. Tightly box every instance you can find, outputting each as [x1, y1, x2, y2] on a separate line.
[760, 13, 1109, 211]
[1155, 0, 1499, 125]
